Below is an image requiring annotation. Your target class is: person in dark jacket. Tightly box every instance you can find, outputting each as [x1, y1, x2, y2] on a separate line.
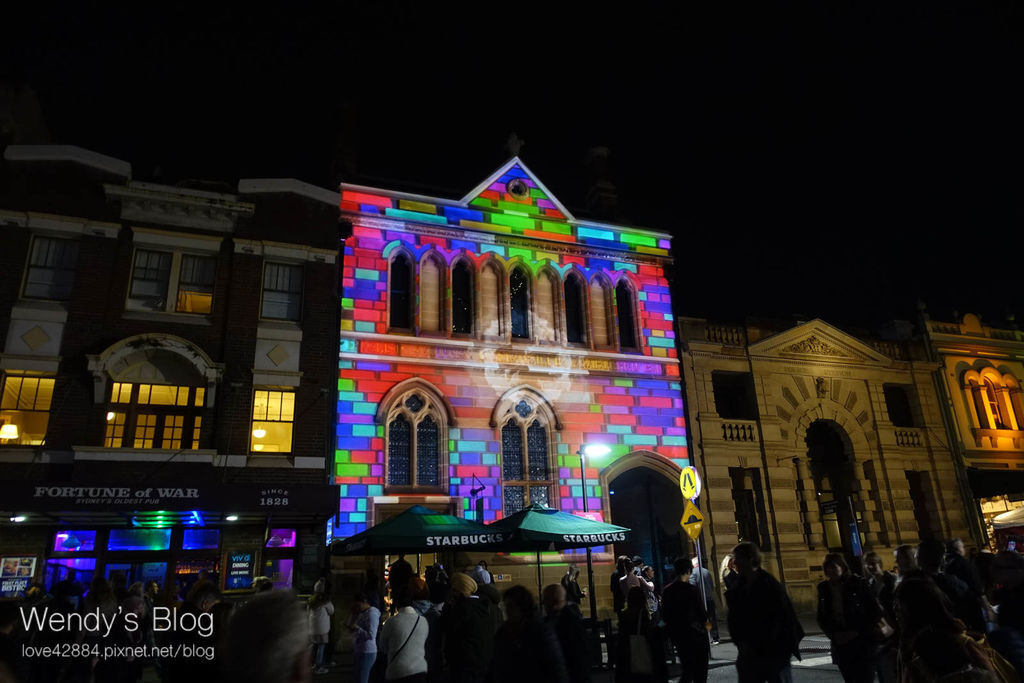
[864, 552, 898, 683]
[662, 557, 709, 683]
[816, 553, 883, 683]
[561, 564, 586, 614]
[616, 586, 667, 682]
[726, 542, 804, 683]
[543, 584, 591, 683]
[611, 556, 629, 614]
[989, 550, 1024, 680]
[918, 538, 986, 633]
[440, 572, 494, 683]
[491, 585, 568, 683]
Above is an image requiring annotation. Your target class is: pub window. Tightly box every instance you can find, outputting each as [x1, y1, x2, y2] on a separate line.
[510, 266, 530, 339]
[419, 254, 443, 333]
[105, 382, 205, 450]
[451, 259, 474, 335]
[535, 270, 558, 343]
[501, 399, 554, 515]
[0, 374, 55, 445]
[589, 276, 612, 347]
[564, 272, 586, 345]
[128, 249, 217, 315]
[384, 390, 446, 489]
[261, 263, 303, 321]
[389, 253, 413, 330]
[251, 389, 294, 453]
[616, 279, 638, 350]
[23, 236, 79, 301]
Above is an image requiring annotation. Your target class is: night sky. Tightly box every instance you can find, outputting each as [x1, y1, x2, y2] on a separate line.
[5, 3, 1023, 329]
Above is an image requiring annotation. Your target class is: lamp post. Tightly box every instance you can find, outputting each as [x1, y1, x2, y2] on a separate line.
[578, 443, 610, 625]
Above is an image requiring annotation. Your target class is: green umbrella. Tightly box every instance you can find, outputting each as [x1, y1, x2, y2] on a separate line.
[332, 505, 509, 555]
[488, 503, 631, 595]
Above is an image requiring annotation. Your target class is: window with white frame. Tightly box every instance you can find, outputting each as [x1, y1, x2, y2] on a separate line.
[384, 390, 446, 489]
[1, 374, 55, 445]
[127, 249, 217, 314]
[23, 237, 80, 301]
[251, 389, 294, 453]
[501, 398, 554, 514]
[261, 263, 303, 321]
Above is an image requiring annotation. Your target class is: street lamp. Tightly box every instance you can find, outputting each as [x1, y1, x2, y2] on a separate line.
[578, 443, 610, 624]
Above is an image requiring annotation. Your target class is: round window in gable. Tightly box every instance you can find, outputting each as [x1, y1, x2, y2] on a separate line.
[507, 178, 529, 200]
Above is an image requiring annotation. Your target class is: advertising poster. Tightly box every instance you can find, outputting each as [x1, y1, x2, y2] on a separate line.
[1, 556, 37, 597]
[224, 551, 255, 591]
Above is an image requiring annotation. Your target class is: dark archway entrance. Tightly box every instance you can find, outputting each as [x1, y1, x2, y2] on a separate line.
[805, 420, 864, 556]
[608, 466, 685, 588]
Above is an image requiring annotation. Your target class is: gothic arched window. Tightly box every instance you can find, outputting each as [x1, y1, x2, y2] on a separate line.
[589, 276, 612, 347]
[389, 253, 413, 330]
[616, 279, 638, 350]
[385, 389, 447, 489]
[535, 270, 558, 343]
[510, 267, 530, 339]
[500, 397, 555, 514]
[452, 259, 474, 335]
[480, 261, 502, 338]
[419, 254, 444, 333]
[564, 272, 586, 345]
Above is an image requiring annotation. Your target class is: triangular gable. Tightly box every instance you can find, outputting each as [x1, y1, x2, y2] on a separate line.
[460, 157, 576, 222]
[748, 319, 891, 365]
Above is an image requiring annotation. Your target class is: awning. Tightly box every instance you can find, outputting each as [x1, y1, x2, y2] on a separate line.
[0, 481, 340, 526]
[331, 505, 507, 555]
[966, 468, 1024, 499]
[993, 507, 1024, 530]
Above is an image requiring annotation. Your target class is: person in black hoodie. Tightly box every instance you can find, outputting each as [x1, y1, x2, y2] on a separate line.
[727, 542, 804, 683]
[491, 585, 568, 683]
[440, 573, 493, 683]
[662, 558, 709, 683]
[611, 556, 628, 615]
[816, 553, 883, 683]
[543, 584, 591, 683]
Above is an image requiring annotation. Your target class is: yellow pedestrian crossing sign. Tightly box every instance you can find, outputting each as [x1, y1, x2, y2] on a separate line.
[681, 500, 704, 540]
[679, 466, 701, 501]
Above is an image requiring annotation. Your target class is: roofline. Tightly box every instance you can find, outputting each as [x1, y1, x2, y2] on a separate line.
[239, 178, 339, 207]
[4, 145, 131, 179]
[458, 156, 577, 221]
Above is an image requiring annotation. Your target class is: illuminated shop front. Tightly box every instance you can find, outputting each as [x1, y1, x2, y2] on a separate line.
[332, 158, 687, 614]
[0, 482, 337, 599]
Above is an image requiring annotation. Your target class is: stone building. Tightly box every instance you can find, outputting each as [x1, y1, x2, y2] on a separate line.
[679, 316, 973, 610]
[0, 145, 341, 598]
[332, 157, 687, 615]
[922, 313, 1024, 544]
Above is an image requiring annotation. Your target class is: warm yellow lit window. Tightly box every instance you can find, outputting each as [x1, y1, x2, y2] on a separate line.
[111, 382, 132, 403]
[175, 255, 215, 314]
[105, 412, 126, 447]
[0, 375, 55, 445]
[194, 387, 205, 407]
[134, 414, 158, 448]
[251, 390, 294, 453]
[192, 416, 202, 447]
[162, 415, 184, 449]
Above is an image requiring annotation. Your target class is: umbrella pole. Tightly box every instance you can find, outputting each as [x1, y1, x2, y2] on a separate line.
[536, 550, 543, 599]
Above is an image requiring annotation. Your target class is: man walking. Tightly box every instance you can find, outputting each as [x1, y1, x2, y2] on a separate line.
[726, 542, 803, 683]
[689, 556, 719, 644]
[663, 557, 710, 683]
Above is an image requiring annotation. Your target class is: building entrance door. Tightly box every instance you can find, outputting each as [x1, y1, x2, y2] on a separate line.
[608, 466, 685, 588]
[806, 420, 865, 557]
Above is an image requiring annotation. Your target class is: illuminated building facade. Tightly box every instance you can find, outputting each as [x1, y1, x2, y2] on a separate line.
[679, 316, 973, 610]
[333, 158, 686, 610]
[922, 313, 1024, 545]
[0, 145, 340, 598]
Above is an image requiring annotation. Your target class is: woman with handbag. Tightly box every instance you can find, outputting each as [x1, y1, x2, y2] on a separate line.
[816, 553, 883, 683]
[378, 586, 428, 683]
[616, 586, 668, 682]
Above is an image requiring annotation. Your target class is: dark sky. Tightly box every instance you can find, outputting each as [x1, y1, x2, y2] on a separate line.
[6, 2, 1023, 329]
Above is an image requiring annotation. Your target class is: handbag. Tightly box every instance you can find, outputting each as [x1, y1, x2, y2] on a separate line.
[371, 614, 422, 683]
[629, 610, 654, 675]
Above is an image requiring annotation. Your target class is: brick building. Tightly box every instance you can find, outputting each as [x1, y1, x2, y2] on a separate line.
[0, 145, 341, 598]
[679, 316, 973, 610]
[331, 157, 688, 615]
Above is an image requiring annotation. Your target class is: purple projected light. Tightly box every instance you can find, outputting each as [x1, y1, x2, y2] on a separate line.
[265, 529, 296, 548]
[53, 530, 97, 552]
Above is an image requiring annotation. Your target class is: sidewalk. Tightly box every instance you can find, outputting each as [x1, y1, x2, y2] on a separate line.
[313, 615, 828, 682]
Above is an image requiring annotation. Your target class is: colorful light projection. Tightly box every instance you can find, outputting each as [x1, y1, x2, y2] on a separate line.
[52, 530, 97, 553]
[265, 529, 296, 548]
[333, 160, 687, 540]
[107, 528, 172, 551]
[182, 528, 220, 550]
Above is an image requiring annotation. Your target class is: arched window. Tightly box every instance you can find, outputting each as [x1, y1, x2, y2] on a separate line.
[984, 378, 1007, 429]
[535, 270, 558, 342]
[510, 267, 530, 339]
[589, 277, 612, 347]
[419, 254, 443, 333]
[385, 390, 446, 489]
[389, 253, 413, 329]
[564, 273, 586, 345]
[480, 262, 502, 337]
[500, 397, 554, 514]
[451, 260, 474, 335]
[616, 280, 638, 350]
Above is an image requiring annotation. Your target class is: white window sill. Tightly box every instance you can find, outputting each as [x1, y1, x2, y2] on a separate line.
[122, 310, 213, 326]
[73, 446, 217, 462]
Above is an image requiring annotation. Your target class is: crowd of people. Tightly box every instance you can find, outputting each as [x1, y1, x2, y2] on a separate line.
[7, 537, 1024, 683]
